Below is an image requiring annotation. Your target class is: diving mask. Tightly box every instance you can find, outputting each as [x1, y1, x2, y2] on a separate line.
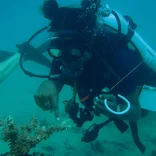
[48, 36, 88, 60]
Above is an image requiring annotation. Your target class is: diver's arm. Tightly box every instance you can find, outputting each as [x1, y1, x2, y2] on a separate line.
[114, 89, 141, 121]
[0, 53, 20, 83]
[39, 79, 63, 95]
[0, 40, 51, 84]
[49, 79, 64, 93]
[17, 41, 51, 68]
[36, 40, 51, 54]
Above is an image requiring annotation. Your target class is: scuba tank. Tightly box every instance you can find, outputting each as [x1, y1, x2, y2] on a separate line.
[96, 4, 156, 73]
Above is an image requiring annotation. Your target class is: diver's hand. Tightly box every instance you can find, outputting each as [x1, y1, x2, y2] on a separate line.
[16, 42, 35, 54]
[93, 90, 117, 116]
[34, 80, 60, 121]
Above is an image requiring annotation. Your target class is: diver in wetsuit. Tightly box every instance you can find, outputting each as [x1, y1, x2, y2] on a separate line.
[33, 0, 155, 122]
[32, 0, 156, 154]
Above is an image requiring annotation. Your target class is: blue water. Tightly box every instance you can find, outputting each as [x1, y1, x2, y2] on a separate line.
[0, 0, 156, 155]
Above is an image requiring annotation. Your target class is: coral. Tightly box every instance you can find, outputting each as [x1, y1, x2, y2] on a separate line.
[0, 152, 52, 156]
[0, 115, 70, 156]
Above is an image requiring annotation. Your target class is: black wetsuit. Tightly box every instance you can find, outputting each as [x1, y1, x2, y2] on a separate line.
[50, 45, 156, 102]
[49, 37, 156, 154]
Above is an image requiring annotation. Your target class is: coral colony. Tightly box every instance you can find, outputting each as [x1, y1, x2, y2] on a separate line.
[0, 115, 70, 155]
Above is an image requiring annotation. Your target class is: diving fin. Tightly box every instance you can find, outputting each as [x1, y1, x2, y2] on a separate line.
[113, 118, 129, 133]
[81, 118, 113, 142]
[129, 121, 146, 154]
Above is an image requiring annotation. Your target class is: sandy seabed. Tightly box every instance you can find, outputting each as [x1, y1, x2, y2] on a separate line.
[0, 112, 156, 156]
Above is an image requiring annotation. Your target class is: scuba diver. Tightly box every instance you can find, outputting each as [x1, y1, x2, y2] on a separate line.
[33, 0, 156, 154]
[0, 0, 156, 155]
[32, 0, 156, 122]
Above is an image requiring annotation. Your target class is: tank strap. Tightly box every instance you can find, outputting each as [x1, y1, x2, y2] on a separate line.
[123, 15, 137, 43]
[111, 11, 137, 45]
[112, 11, 122, 34]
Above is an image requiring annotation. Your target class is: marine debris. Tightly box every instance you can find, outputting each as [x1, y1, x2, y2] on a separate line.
[0, 115, 70, 155]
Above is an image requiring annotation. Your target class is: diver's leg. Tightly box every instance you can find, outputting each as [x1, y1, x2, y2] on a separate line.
[0, 50, 15, 62]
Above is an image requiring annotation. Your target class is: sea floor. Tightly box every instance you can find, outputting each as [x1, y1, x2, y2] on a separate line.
[0, 112, 156, 156]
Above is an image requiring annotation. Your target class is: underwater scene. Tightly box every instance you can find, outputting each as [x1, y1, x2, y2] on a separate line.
[0, 0, 156, 155]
